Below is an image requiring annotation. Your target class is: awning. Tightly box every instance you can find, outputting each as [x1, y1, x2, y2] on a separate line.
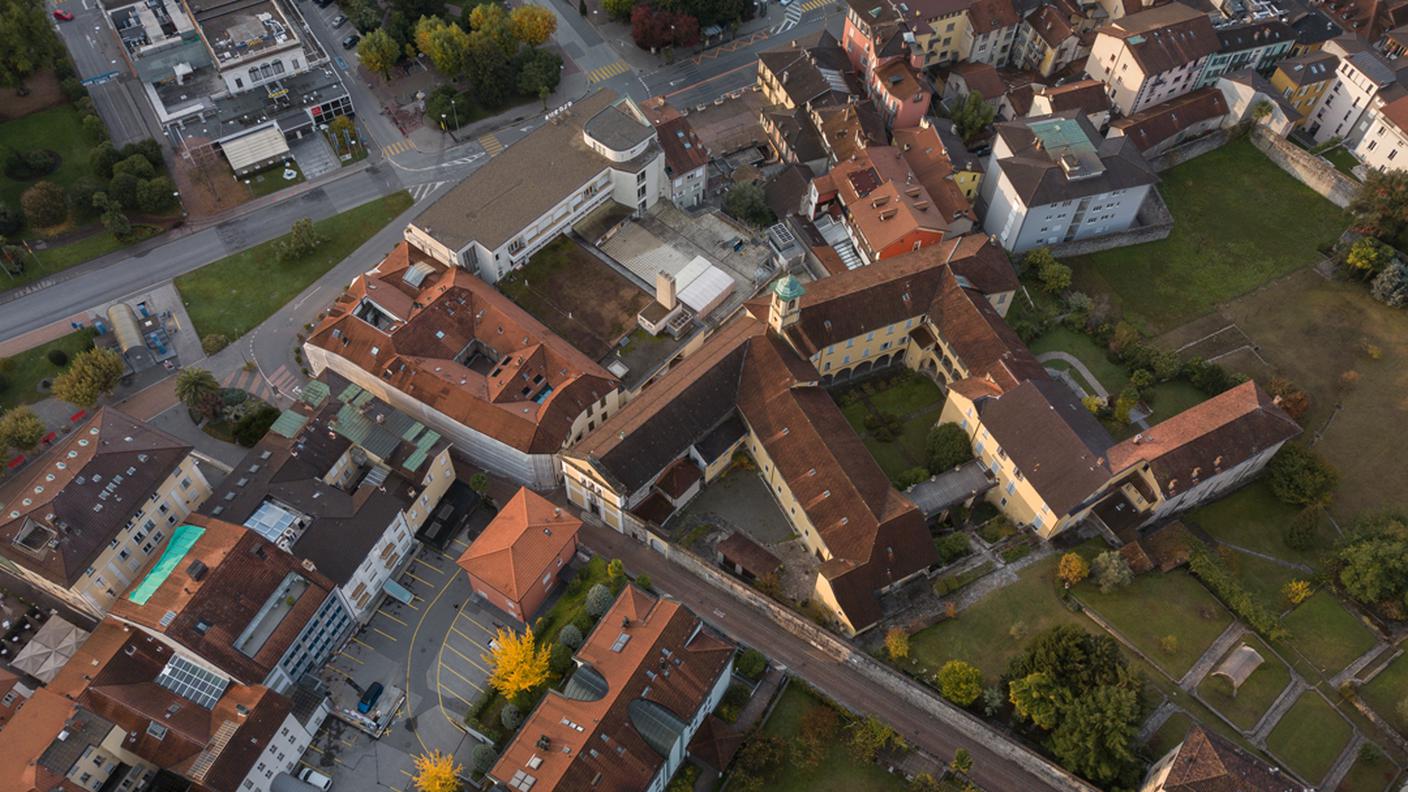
[382, 578, 414, 606]
[11, 617, 90, 684]
[221, 126, 290, 174]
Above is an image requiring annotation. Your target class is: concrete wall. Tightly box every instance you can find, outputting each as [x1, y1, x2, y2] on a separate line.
[1142, 127, 1233, 171]
[1251, 126, 1359, 208]
[1045, 187, 1173, 258]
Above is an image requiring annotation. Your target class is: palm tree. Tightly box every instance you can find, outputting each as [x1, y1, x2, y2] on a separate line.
[175, 367, 221, 420]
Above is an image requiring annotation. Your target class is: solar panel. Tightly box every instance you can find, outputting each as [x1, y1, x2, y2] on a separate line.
[156, 655, 229, 709]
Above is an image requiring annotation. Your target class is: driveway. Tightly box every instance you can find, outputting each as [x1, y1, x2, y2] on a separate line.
[292, 134, 341, 180]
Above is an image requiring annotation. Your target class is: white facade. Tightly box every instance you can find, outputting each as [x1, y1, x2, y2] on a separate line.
[336, 512, 417, 621]
[670, 164, 708, 208]
[963, 21, 1018, 66]
[1307, 53, 1394, 145]
[1141, 442, 1284, 523]
[1352, 107, 1408, 171]
[237, 702, 330, 792]
[220, 48, 306, 96]
[1087, 32, 1211, 114]
[641, 653, 734, 792]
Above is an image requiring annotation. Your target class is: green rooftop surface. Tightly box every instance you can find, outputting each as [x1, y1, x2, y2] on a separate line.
[128, 524, 206, 605]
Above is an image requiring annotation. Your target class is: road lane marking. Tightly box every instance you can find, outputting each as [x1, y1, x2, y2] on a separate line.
[588, 60, 630, 83]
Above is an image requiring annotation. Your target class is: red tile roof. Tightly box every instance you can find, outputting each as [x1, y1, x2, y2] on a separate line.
[1098, 3, 1219, 75]
[456, 488, 581, 602]
[1109, 87, 1228, 151]
[0, 689, 79, 792]
[306, 242, 620, 454]
[949, 62, 1006, 100]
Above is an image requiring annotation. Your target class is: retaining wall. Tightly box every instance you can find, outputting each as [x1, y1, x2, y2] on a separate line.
[1251, 127, 1359, 208]
[1047, 188, 1174, 258]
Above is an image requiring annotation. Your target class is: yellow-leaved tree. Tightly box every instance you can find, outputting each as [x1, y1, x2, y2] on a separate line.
[412, 750, 463, 792]
[484, 627, 551, 700]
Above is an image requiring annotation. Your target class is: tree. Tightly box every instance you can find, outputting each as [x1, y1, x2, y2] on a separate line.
[925, 422, 972, 473]
[736, 734, 786, 775]
[0, 0, 61, 90]
[1348, 168, 1408, 242]
[735, 648, 766, 678]
[909, 773, 942, 792]
[465, 29, 514, 107]
[112, 153, 155, 181]
[1371, 260, 1408, 308]
[1008, 671, 1061, 729]
[1091, 550, 1132, 593]
[950, 747, 973, 776]
[579, 0, 587, 14]
[1283, 579, 1312, 606]
[233, 404, 280, 446]
[796, 704, 838, 768]
[107, 172, 140, 210]
[1266, 376, 1311, 421]
[936, 659, 983, 706]
[89, 143, 123, 181]
[0, 407, 45, 451]
[1333, 513, 1408, 606]
[602, 0, 634, 20]
[21, 181, 67, 228]
[500, 702, 522, 730]
[469, 744, 497, 775]
[412, 750, 463, 792]
[1047, 685, 1141, 787]
[276, 217, 326, 263]
[358, 29, 401, 78]
[175, 368, 221, 419]
[483, 627, 551, 701]
[516, 46, 562, 98]
[723, 181, 775, 228]
[509, 5, 556, 45]
[585, 583, 614, 616]
[1267, 443, 1338, 507]
[848, 715, 900, 763]
[1037, 256, 1072, 294]
[0, 201, 20, 236]
[884, 627, 910, 660]
[1007, 625, 1130, 693]
[1056, 552, 1089, 588]
[136, 177, 177, 214]
[951, 91, 995, 143]
[557, 623, 583, 649]
[52, 347, 124, 408]
[97, 193, 131, 238]
[415, 17, 470, 77]
[1346, 236, 1392, 276]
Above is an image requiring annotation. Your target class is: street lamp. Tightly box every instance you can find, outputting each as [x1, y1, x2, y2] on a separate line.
[449, 97, 459, 131]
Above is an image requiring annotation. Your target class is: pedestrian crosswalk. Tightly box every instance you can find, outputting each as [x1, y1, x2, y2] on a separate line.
[408, 181, 445, 202]
[479, 132, 503, 157]
[381, 138, 414, 158]
[800, 0, 830, 11]
[221, 365, 300, 404]
[772, 0, 828, 33]
[587, 60, 631, 83]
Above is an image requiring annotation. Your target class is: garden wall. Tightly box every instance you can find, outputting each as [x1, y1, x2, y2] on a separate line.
[1144, 128, 1234, 172]
[1251, 127, 1358, 208]
[655, 541, 1098, 792]
[1047, 189, 1173, 258]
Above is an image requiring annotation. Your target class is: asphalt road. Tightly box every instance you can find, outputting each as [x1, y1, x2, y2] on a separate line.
[579, 521, 1094, 792]
[48, 0, 160, 147]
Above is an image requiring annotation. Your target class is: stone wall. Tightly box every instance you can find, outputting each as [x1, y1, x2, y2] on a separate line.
[1047, 188, 1174, 258]
[1251, 126, 1359, 208]
[1144, 128, 1233, 172]
[657, 542, 1097, 792]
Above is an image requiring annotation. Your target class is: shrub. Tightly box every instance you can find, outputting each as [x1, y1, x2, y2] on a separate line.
[926, 422, 972, 473]
[112, 153, 156, 181]
[46, 349, 68, 366]
[1268, 443, 1338, 508]
[201, 334, 230, 355]
[1057, 552, 1089, 587]
[1188, 545, 1288, 640]
[1091, 551, 1131, 593]
[934, 533, 973, 566]
[0, 202, 21, 236]
[1283, 579, 1312, 606]
[734, 648, 766, 679]
[500, 703, 522, 730]
[715, 682, 750, 722]
[469, 743, 497, 774]
[862, 410, 902, 442]
[232, 404, 280, 446]
[136, 177, 177, 214]
[557, 624, 583, 649]
[585, 583, 614, 617]
[893, 466, 930, 489]
[1266, 376, 1311, 421]
[634, 573, 652, 591]
[884, 627, 910, 660]
[21, 181, 68, 228]
[937, 659, 983, 706]
[1158, 635, 1179, 656]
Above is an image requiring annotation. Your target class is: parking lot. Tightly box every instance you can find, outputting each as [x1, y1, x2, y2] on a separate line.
[299, 508, 515, 792]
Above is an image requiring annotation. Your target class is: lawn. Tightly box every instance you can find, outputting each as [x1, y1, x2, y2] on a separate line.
[497, 236, 650, 359]
[754, 683, 907, 792]
[1077, 569, 1233, 680]
[0, 328, 96, 410]
[1265, 691, 1354, 785]
[1068, 139, 1348, 334]
[1358, 649, 1408, 736]
[1219, 549, 1299, 614]
[1278, 591, 1377, 676]
[175, 191, 413, 341]
[1322, 146, 1360, 179]
[1145, 712, 1193, 760]
[834, 373, 944, 482]
[1195, 635, 1291, 730]
[1185, 482, 1328, 568]
[0, 105, 91, 209]
[244, 160, 304, 197]
[1336, 746, 1400, 792]
[1028, 325, 1129, 395]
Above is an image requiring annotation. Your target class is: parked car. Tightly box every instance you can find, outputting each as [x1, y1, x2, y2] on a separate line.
[330, 13, 346, 26]
[313, 0, 334, 8]
[52, 9, 75, 20]
[356, 681, 383, 714]
[298, 768, 333, 791]
[341, 33, 360, 49]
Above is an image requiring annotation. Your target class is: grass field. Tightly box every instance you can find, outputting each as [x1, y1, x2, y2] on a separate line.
[0, 105, 91, 209]
[835, 373, 944, 482]
[176, 192, 413, 341]
[1220, 549, 1300, 614]
[1195, 635, 1291, 730]
[756, 684, 907, 792]
[498, 237, 650, 360]
[1028, 325, 1129, 395]
[1185, 482, 1329, 568]
[1145, 713, 1193, 760]
[1265, 691, 1354, 785]
[1358, 650, 1408, 736]
[1278, 591, 1377, 676]
[1069, 139, 1348, 334]
[1336, 745, 1400, 792]
[0, 329, 96, 411]
[1078, 570, 1232, 680]
[245, 160, 304, 198]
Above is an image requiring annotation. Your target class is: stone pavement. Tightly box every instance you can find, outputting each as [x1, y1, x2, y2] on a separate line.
[1177, 622, 1247, 690]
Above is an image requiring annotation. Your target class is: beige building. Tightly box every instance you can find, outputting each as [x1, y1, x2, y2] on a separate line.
[1085, 3, 1220, 114]
[0, 409, 212, 618]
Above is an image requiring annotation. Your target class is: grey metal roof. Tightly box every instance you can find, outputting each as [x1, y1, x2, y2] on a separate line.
[905, 460, 996, 517]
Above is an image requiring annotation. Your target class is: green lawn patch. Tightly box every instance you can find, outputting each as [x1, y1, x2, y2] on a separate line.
[1358, 649, 1408, 736]
[244, 160, 304, 197]
[1145, 380, 1205, 420]
[976, 517, 1016, 544]
[1336, 745, 1399, 792]
[1186, 481, 1328, 568]
[1145, 712, 1193, 760]
[1078, 570, 1233, 680]
[1278, 592, 1377, 676]
[866, 374, 943, 416]
[834, 373, 943, 482]
[0, 328, 96, 410]
[1322, 147, 1360, 179]
[755, 684, 907, 792]
[1221, 549, 1300, 613]
[1069, 139, 1348, 334]
[1195, 635, 1291, 730]
[0, 105, 92, 208]
[176, 191, 413, 341]
[1028, 325, 1129, 395]
[1265, 691, 1353, 785]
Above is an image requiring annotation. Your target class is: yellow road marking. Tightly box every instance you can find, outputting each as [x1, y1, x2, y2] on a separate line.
[349, 636, 376, 650]
[403, 570, 437, 587]
[450, 624, 490, 651]
[588, 60, 630, 83]
[439, 662, 485, 692]
[377, 610, 409, 627]
[455, 608, 494, 635]
[440, 687, 477, 709]
[443, 640, 490, 673]
[324, 665, 354, 680]
[413, 558, 444, 574]
[415, 539, 473, 755]
[338, 652, 364, 665]
[371, 627, 399, 642]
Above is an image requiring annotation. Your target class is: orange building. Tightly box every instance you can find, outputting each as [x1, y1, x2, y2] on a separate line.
[457, 488, 581, 621]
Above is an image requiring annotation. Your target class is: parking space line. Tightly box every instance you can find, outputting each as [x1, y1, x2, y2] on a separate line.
[400, 769, 415, 779]
[403, 570, 437, 587]
[440, 687, 477, 709]
[377, 610, 409, 627]
[349, 636, 376, 650]
[413, 558, 445, 574]
[449, 538, 469, 551]
[371, 627, 399, 642]
[338, 651, 363, 665]
[455, 609, 494, 635]
[443, 641, 489, 673]
[324, 665, 354, 680]
[424, 547, 456, 563]
[449, 624, 489, 651]
[439, 662, 485, 692]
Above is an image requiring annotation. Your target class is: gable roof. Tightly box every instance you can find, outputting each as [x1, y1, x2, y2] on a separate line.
[1272, 50, 1336, 87]
[1032, 79, 1112, 115]
[949, 61, 1006, 100]
[1098, 3, 1219, 74]
[457, 488, 581, 601]
[757, 31, 861, 109]
[1109, 87, 1228, 151]
[1155, 725, 1296, 791]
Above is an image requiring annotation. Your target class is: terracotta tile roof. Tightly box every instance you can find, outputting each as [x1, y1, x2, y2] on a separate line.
[653, 115, 709, 177]
[949, 62, 1006, 100]
[1033, 79, 1112, 115]
[825, 146, 955, 254]
[1098, 3, 1219, 75]
[306, 242, 619, 454]
[490, 588, 733, 791]
[655, 458, 703, 499]
[456, 488, 581, 601]
[1379, 93, 1408, 134]
[1273, 50, 1336, 87]
[1109, 87, 1228, 151]
[687, 714, 744, 771]
[0, 689, 79, 792]
[1028, 3, 1075, 47]
[967, 0, 1020, 33]
[814, 101, 888, 163]
[892, 124, 978, 226]
[927, 267, 1047, 390]
[757, 31, 861, 110]
[1155, 725, 1295, 791]
[0, 408, 192, 588]
[1107, 381, 1299, 498]
[715, 532, 782, 578]
[111, 514, 336, 685]
[874, 61, 926, 103]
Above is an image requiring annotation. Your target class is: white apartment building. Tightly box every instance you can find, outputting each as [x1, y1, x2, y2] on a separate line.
[1306, 37, 1402, 145]
[1352, 94, 1408, 171]
[1085, 3, 1220, 114]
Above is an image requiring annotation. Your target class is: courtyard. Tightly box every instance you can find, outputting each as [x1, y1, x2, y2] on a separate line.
[1068, 138, 1349, 335]
[832, 370, 946, 484]
[497, 236, 650, 360]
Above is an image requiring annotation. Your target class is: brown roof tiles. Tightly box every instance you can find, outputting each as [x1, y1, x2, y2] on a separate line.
[456, 488, 581, 602]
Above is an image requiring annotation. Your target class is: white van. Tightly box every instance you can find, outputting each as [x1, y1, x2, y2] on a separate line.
[298, 768, 333, 791]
